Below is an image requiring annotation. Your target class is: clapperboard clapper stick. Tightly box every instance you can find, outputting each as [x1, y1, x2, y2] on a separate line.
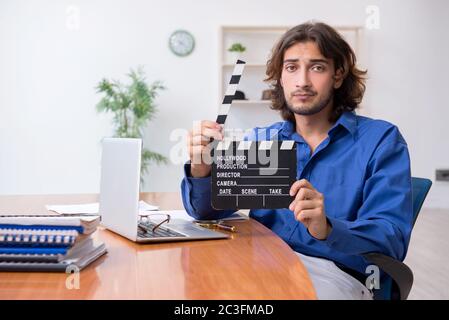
[210, 60, 297, 210]
[215, 59, 246, 126]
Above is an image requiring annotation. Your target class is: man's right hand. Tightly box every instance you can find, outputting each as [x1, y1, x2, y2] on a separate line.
[187, 120, 223, 178]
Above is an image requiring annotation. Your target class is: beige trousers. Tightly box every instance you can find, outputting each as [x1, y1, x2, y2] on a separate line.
[296, 252, 373, 300]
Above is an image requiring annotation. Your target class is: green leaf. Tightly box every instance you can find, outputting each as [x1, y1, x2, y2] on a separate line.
[228, 43, 246, 52]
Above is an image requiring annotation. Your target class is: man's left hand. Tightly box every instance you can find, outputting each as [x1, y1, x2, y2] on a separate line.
[289, 179, 332, 240]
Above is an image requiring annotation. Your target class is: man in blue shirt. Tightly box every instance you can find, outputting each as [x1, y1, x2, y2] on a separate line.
[181, 22, 412, 299]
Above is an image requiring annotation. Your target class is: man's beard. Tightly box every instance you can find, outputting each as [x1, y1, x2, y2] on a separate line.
[285, 89, 333, 116]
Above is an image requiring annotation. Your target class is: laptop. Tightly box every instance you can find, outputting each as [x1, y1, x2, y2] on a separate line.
[99, 138, 229, 243]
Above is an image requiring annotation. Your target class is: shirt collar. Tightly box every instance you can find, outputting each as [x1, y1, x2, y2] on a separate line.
[329, 111, 358, 138]
[278, 120, 295, 139]
[278, 111, 358, 140]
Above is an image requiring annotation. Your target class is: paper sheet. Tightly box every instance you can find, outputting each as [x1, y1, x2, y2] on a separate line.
[46, 201, 159, 215]
[0, 214, 100, 226]
[46, 202, 248, 222]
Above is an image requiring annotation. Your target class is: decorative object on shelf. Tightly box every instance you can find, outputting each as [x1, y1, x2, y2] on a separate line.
[261, 89, 272, 100]
[228, 42, 246, 62]
[95, 66, 168, 185]
[234, 90, 247, 100]
[168, 29, 195, 57]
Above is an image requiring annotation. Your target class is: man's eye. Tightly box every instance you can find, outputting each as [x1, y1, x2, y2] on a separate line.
[285, 65, 297, 72]
[311, 65, 325, 72]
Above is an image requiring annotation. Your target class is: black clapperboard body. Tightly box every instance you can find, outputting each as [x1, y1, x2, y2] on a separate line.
[211, 140, 297, 210]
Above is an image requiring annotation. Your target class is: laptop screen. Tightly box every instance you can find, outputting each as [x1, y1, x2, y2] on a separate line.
[99, 138, 141, 241]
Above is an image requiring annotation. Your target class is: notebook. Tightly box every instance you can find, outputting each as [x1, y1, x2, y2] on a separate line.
[0, 241, 107, 272]
[0, 215, 100, 235]
[0, 215, 106, 272]
[0, 225, 81, 248]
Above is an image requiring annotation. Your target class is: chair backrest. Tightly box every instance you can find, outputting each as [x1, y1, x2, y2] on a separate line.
[411, 177, 433, 226]
[376, 177, 432, 300]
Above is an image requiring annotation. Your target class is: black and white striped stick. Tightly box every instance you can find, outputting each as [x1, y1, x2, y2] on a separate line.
[216, 59, 246, 126]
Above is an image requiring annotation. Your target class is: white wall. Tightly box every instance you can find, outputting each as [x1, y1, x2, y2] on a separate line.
[1, 0, 448, 208]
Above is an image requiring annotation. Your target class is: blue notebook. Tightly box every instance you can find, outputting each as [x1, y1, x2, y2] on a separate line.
[0, 215, 100, 235]
[0, 224, 83, 232]
[0, 242, 107, 272]
[0, 225, 80, 248]
[0, 247, 69, 255]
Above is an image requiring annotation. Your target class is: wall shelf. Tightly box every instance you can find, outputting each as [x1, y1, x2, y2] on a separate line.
[218, 25, 362, 108]
[218, 25, 363, 132]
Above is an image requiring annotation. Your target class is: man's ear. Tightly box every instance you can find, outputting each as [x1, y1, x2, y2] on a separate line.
[333, 68, 344, 89]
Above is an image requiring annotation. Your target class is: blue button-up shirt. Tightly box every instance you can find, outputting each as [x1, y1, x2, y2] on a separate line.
[181, 111, 413, 275]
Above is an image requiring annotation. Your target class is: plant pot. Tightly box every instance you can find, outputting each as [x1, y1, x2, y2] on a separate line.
[229, 51, 244, 63]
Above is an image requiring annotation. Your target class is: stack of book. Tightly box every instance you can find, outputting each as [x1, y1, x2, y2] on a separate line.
[0, 215, 107, 272]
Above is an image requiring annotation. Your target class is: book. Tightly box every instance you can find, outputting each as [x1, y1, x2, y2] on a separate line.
[0, 236, 95, 263]
[0, 215, 100, 235]
[0, 241, 107, 272]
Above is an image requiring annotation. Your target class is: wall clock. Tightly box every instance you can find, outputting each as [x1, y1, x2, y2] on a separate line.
[168, 30, 195, 57]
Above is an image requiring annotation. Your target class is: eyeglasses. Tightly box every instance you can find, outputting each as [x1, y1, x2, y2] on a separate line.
[139, 213, 171, 233]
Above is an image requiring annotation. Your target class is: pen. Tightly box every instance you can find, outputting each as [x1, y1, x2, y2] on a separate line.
[215, 223, 236, 233]
[195, 221, 237, 233]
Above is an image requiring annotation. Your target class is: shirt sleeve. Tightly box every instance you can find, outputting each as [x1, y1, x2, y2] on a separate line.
[324, 126, 413, 261]
[180, 161, 236, 220]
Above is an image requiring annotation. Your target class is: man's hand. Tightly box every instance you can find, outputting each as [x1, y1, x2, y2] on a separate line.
[289, 179, 332, 240]
[187, 120, 223, 178]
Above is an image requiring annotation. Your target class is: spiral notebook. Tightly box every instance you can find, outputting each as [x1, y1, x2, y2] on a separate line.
[0, 226, 80, 248]
[0, 215, 100, 234]
[0, 241, 107, 272]
[0, 215, 106, 272]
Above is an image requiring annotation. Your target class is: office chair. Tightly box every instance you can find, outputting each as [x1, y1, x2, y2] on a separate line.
[363, 177, 433, 300]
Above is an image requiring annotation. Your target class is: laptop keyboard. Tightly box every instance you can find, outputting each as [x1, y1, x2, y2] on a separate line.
[138, 221, 187, 238]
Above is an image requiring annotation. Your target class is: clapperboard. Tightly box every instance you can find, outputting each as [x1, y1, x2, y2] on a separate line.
[211, 140, 296, 209]
[210, 60, 297, 209]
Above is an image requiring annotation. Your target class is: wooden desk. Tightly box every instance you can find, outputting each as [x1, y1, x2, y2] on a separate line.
[0, 193, 316, 299]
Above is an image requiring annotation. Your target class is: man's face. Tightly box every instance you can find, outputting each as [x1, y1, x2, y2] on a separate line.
[280, 41, 342, 116]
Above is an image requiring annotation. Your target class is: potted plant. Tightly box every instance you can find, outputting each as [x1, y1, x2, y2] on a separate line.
[95, 66, 168, 186]
[228, 42, 246, 62]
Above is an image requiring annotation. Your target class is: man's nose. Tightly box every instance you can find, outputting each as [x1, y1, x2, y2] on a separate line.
[295, 68, 312, 88]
